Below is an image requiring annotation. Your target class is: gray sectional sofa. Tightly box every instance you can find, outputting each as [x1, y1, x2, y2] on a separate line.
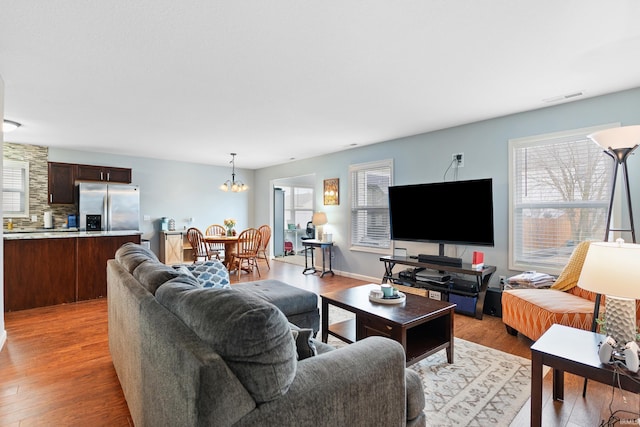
[107, 242, 426, 426]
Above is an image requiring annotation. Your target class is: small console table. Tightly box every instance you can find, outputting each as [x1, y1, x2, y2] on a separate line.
[530, 324, 640, 427]
[379, 255, 496, 320]
[301, 239, 335, 277]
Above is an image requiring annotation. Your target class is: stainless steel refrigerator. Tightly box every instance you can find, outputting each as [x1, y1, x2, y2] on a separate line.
[78, 182, 140, 231]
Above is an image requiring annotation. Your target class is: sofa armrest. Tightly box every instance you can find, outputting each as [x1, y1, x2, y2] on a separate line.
[235, 336, 422, 426]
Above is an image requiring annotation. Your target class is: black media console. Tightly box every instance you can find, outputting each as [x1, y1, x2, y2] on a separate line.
[380, 255, 496, 320]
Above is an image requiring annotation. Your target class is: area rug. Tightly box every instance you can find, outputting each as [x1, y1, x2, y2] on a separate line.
[324, 307, 543, 427]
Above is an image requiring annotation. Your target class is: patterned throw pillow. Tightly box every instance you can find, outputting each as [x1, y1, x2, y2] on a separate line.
[551, 241, 591, 292]
[186, 260, 231, 289]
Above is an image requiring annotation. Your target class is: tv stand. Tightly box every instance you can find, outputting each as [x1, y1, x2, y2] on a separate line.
[379, 255, 496, 320]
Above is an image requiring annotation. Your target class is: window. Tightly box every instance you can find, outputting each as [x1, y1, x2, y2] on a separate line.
[280, 185, 314, 229]
[3, 159, 30, 218]
[349, 159, 393, 252]
[508, 124, 616, 273]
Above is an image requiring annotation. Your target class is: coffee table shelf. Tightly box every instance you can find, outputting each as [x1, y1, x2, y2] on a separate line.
[327, 319, 356, 343]
[321, 284, 456, 366]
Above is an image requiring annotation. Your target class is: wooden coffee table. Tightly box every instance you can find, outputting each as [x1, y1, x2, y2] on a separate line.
[321, 283, 456, 365]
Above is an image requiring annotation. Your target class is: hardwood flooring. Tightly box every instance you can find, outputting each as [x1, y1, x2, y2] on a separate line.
[1, 258, 638, 426]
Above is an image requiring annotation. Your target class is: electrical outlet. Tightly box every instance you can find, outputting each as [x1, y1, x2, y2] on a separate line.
[31, 215, 37, 222]
[452, 153, 464, 167]
[499, 275, 506, 285]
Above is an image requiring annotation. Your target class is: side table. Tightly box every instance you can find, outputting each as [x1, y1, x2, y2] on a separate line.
[530, 324, 640, 427]
[301, 239, 335, 277]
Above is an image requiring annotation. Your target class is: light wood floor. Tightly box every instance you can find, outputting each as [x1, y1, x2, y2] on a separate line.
[1, 259, 638, 426]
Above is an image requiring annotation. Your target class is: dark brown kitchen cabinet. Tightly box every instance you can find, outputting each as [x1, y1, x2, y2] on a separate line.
[76, 164, 131, 183]
[76, 234, 140, 300]
[3, 233, 141, 311]
[48, 161, 133, 204]
[48, 162, 76, 204]
[4, 237, 77, 311]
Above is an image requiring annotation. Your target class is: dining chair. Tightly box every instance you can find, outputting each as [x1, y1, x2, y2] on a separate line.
[186, 227, 217, 263]
[257, 224, 272, 270]
[205, 224, 226, 259]
[230, 228, 262, 278]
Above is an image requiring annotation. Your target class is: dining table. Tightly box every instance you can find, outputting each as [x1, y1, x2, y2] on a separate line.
[203, 235, 239, 269]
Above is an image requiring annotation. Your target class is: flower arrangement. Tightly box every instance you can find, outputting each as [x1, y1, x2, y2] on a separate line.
[224, 218, 237, 236]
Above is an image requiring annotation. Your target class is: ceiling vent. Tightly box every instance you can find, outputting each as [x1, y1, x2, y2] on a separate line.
[543, 91, 584, 103]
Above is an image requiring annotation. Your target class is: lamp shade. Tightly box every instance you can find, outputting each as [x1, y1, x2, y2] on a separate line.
[312, 212, 328, 226]
[587, 125, 640, 150]
[577, 241, 640, 300]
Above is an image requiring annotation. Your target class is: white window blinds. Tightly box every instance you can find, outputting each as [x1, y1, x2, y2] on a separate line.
[509, 125, 614, 272]
[349, 159, 393, 251]
[3, 160, 29, 217]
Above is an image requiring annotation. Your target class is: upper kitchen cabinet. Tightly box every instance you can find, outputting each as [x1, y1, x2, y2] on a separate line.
[76, 164, 132, 183]
[48, 162, 76, 204]
[48, 161, 133, 204]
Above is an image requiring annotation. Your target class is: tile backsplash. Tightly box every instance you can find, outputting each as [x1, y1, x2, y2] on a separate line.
[3, 142, 76, 229]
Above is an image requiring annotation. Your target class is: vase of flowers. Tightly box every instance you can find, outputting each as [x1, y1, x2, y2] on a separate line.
[224, 218, 236, 236]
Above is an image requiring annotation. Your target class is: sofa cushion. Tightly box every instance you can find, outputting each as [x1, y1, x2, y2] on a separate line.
[186, 260, 231, 289]
[115, 242, 160, 273]
[133, 260, 181, 295]
[155, 283, 296, 403]
[502, 288, 596, 341]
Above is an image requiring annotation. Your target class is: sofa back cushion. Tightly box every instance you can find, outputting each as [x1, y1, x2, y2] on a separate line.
[155, 282, 296, 403]
[115, 242, 160, 272]
[132, 260, 181, 295]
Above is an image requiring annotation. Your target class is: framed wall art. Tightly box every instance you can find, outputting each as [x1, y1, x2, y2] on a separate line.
[323, 178, 339, 205]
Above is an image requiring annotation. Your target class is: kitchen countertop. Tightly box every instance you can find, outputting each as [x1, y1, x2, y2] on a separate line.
[3, 229, 142, 240]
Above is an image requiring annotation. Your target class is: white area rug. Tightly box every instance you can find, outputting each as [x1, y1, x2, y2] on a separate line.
[325, 307, 543, 427]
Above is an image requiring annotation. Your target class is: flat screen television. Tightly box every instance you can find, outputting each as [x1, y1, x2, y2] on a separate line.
[388, 178, 495, 257]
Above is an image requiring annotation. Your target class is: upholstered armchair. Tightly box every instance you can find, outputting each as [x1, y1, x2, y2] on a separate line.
[502, 241, 640, 341]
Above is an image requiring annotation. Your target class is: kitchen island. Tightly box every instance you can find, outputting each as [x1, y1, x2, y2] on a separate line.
[4, 230, 141, 311]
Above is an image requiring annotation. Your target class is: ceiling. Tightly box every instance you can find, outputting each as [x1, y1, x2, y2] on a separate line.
[2, 1, 640, 170]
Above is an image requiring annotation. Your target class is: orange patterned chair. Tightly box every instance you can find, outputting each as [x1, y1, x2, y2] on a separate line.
[502, 241, 640, 341]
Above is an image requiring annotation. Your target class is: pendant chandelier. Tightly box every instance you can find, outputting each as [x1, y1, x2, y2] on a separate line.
[219, 153, 248, 192]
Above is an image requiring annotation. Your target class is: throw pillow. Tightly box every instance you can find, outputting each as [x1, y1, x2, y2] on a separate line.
[291, 328, 317, 360]
[187, 260, 230, 289]
[552, 241, 591, 292]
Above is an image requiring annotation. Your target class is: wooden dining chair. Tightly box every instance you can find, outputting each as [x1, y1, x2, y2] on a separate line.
[257, 224, 271, 270]
[204, 224, 226, 259]
[230, 228, 262, 278]
[186, 227, 217, 263]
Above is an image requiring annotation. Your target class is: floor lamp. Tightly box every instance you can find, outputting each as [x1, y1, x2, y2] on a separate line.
[582, 125, 640, 393]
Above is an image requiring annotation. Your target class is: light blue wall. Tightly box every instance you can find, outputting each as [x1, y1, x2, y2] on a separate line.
[47, 149, 255, 254]
[254, 87, 640, 284]
[44, 87, 640, 285]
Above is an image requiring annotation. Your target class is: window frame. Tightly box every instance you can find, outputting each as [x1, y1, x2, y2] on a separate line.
[349, 159, 393, 254]
[508, 123, 618, 274]
[3, 159, 30, 218]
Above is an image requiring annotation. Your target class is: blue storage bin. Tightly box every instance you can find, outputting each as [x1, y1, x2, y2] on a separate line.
[449, 293, 477, 316]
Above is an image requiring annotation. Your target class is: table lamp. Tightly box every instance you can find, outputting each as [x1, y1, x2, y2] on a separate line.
[577, 239, 640, 345]
[312, 212, 328, 241]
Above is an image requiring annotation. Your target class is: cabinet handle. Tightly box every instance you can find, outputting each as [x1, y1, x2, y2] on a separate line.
[50, 194, 53, 203]
[107, 172, 110, 181]
[100, 171, 104, 180]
